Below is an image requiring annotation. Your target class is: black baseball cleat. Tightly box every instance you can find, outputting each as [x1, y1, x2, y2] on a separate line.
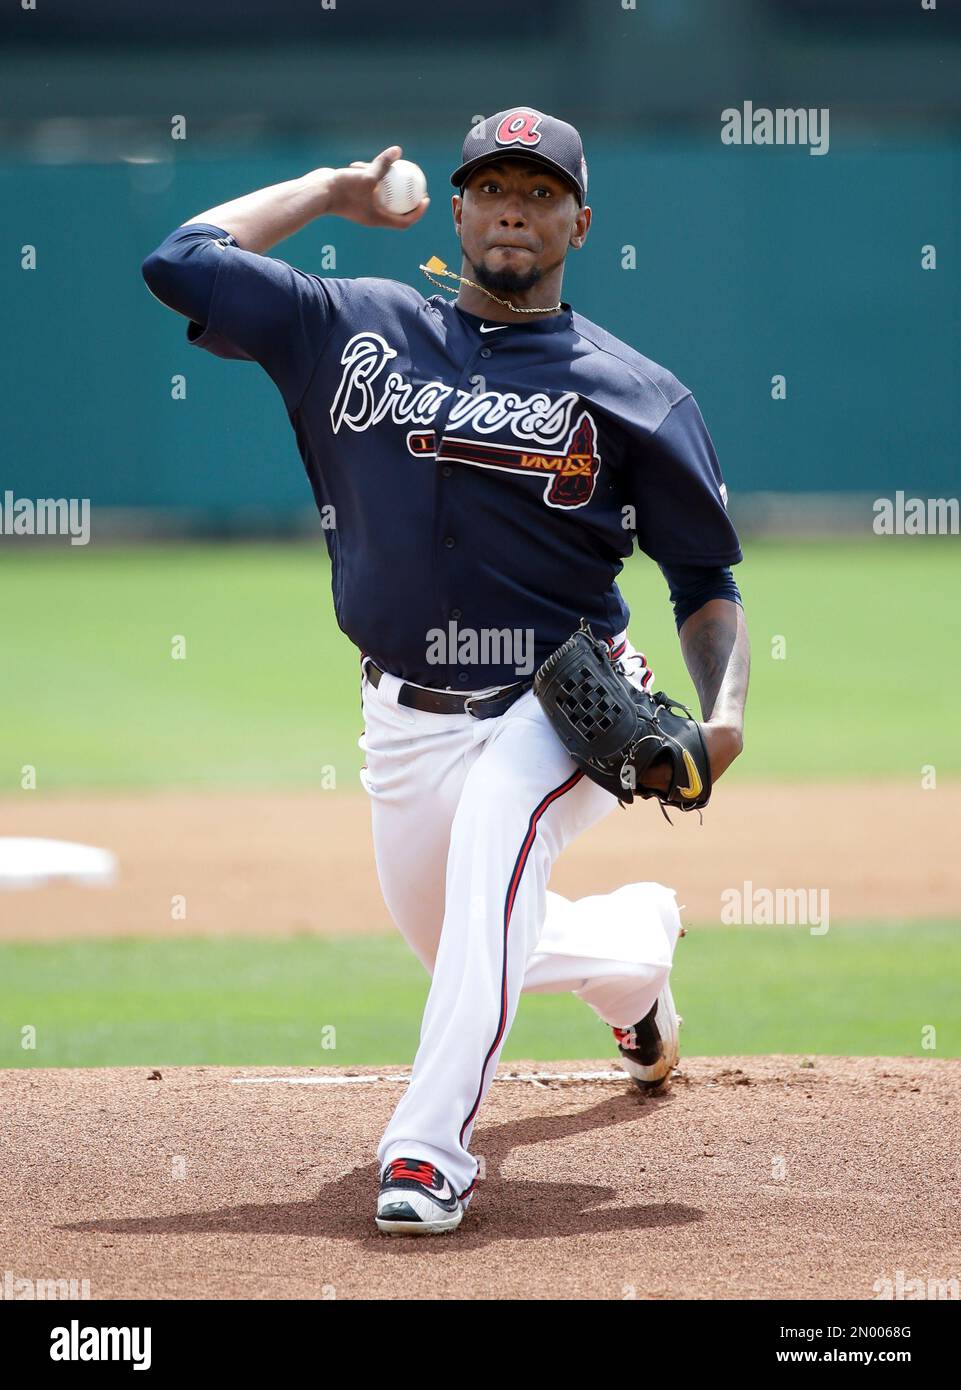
[375, 1157, 466, 1236]
[613, 982, 682, 1090]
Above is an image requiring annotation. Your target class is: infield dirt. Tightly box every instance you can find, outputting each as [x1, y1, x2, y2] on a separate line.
[0, 779, 957, 941]
[2, 1057, 959, 1300]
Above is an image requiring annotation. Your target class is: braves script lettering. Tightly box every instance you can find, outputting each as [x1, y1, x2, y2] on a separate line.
[330, 333, 580, 445]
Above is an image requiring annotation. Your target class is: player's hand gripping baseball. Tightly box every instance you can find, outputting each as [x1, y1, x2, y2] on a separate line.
[325, 146, 430, 229]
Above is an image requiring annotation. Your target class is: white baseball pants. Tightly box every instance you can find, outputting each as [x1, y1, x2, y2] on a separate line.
[358, 637, 682, 1200]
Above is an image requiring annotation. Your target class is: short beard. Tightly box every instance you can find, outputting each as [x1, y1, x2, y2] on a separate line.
[470, 256, 543, 297]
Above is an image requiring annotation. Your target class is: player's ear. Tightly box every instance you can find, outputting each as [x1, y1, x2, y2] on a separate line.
[569, 203, 591, 250]
[452, 193, 463, 236]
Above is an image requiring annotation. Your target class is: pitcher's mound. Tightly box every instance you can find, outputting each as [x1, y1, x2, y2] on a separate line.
[1, 1056, 958, 1300]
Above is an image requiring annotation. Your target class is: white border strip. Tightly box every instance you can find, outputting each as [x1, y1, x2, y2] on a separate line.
[231, 1070, 626, 1086]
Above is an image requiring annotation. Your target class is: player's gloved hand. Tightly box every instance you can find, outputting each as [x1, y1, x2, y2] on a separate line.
[533, 620, 713, 816]
[323, 146, 430, 230]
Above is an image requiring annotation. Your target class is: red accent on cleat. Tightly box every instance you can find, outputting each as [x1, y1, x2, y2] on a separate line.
[386, 1159, 436, 1185]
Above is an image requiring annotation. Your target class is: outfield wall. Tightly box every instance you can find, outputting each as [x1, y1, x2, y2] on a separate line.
[5, 140, 958, 524]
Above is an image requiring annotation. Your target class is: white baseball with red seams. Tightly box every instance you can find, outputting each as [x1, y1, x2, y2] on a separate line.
[374, 159, 427, 215]
[360, 633, 684, 1201]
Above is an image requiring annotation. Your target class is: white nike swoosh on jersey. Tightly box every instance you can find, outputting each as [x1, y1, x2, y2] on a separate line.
[479, 323, 509, 333]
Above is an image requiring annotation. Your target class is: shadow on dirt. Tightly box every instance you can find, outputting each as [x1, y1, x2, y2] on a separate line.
[62, 1089, 704, 1245]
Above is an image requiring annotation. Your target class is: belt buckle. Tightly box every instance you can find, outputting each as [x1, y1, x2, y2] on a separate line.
[464, 682, 520, 719]
[464, 687, 504, 719]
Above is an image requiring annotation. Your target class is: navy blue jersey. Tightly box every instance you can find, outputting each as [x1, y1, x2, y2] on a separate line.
[143, 224, 742, 688]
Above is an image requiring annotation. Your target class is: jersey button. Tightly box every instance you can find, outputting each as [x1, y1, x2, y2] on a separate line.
[441, 466, 452, 478]
[451, 608, 462, 620]
[444, 536, 456, 549]
[479, 347, 493, 359]
[457, 673, 469, 683]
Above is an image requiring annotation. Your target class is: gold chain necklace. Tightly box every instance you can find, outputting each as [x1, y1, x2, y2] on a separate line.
[418, 255, 562, 315]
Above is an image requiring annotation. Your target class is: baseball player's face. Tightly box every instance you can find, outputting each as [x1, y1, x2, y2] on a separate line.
[453, 160, 590, 296]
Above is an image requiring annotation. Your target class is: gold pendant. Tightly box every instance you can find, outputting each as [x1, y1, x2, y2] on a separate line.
[418, 256, 562, 316]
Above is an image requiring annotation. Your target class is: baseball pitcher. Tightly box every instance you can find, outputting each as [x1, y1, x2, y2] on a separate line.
[142, 108, 750, 1236]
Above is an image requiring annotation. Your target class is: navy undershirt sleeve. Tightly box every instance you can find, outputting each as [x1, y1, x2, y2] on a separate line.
[659, 562, 742, 630]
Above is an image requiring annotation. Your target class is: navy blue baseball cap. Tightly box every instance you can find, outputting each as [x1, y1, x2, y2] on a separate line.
[450, 108, 588, 205]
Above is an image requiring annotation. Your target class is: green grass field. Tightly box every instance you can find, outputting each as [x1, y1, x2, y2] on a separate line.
[2, 539, 958, 1066]
[2, 537, 959, 788]
[1, 923, 957, 1067]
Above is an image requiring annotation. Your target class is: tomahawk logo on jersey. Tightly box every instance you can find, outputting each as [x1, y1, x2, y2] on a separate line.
[405, 412, 601, 510]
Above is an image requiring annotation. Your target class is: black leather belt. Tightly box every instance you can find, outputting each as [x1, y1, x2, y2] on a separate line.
[363, 659, 533, 720]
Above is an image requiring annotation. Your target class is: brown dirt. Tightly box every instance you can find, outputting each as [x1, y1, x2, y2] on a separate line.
[1, 1057, 958, 1300]
[0, 780, 956, 942]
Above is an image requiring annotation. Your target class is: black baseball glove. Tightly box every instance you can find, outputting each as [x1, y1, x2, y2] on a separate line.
[533, 619, 712, 814]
